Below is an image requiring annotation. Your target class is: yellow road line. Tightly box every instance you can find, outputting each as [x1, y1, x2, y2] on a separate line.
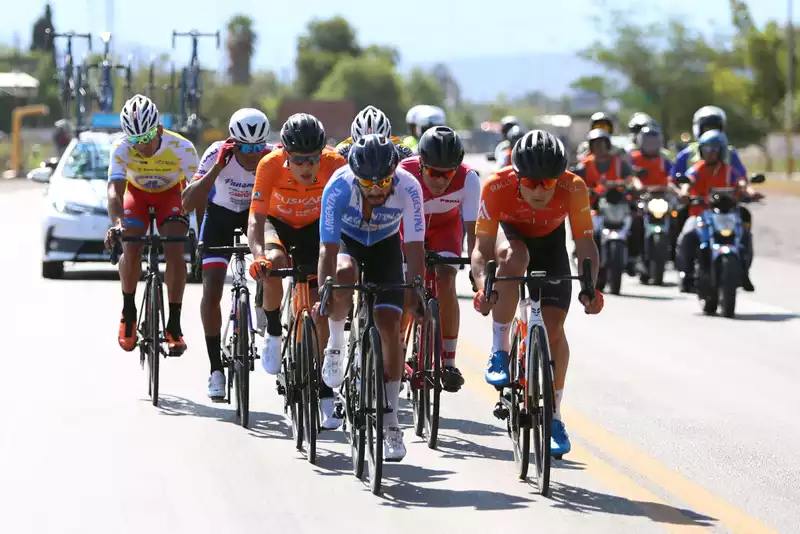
[456, 336, 779, 534]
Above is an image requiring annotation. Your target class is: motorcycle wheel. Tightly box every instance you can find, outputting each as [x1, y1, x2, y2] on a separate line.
[596, 267, 607, 292]
[719, 255, 740, 318]
[649, 234, 667, 286]
[607, 241, 625, 296]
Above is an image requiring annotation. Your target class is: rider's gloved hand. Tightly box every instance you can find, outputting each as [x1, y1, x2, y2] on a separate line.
[249, 255, 272, 281]
[216, 138, 238, 167]
[579, 289, 604, 315]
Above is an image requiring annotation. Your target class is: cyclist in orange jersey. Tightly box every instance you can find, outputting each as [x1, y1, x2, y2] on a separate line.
[471, 130, 604, 458]
[247, 113, 346, 430]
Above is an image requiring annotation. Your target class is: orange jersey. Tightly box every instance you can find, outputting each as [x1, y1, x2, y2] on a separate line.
[686, 160, 740, 217]
[631, 151, 669, 187]
[581, 154, 622, 188]
[475, 168, 594, 240]
[250, 148, 346, 228]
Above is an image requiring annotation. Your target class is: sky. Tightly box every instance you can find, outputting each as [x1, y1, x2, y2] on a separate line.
[2, 0, 798, 74]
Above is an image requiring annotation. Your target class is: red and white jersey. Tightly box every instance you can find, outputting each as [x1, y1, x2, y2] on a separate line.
[399, 156, 481, 231]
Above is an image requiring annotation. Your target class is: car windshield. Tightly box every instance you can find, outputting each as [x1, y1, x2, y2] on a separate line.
[61, 140, 111, 180]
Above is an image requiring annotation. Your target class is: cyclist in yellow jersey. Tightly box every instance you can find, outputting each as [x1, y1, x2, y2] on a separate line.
[105, 94, 199, 354]
[335, 105, 414, 160]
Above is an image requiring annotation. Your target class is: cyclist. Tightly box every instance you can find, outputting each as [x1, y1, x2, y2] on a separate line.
[495, 125, 528, 168]
[181, 108, 273, 399]
[248, 113, 347, 429]
[335, 105, 414, 160]
[471, 130, 604, 457]
[403, 105, 425, 152]
[398, 126, 480, 392]
[316, 133, 426, 461]
[105, 94, 198, 355]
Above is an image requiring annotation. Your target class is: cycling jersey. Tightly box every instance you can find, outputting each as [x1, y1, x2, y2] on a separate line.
[630, 151, 672, 187]
[250, 147, 346, 229]
[108, 129, 199, 193]
[195, 140, 275, 212]
[335, 136, 414, 161]
[403, 136, 419, 153]
[475, 168, 594, 240]
[320, 165, 425, 247]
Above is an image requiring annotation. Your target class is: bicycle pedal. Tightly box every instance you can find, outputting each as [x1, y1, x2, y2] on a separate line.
[492, 401, 509, 420]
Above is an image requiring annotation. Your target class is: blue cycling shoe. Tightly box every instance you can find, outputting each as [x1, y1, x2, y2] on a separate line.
[484, 350, 510, 387]
[551, 419, 572, 457]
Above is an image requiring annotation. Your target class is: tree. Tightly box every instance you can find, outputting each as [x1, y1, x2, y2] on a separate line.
[405, 67, 445, 108]
[30, 3, 55, 64]
[363, 44, 400, 67]
[295, 17, 360, 97]
[226, 15, 256, 85]
[314, 56, 406, 126]
[431, 63, 461, 108]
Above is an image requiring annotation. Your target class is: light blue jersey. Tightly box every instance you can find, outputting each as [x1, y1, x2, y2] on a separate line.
[320, 165, 426, 247]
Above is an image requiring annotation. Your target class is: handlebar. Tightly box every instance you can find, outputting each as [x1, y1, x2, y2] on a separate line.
[482, 258, 595, 316]
[45, 29, 93, 51]
[198, 242, 251, 256]
[110, 232, 188, 265]
[425, 251, 471, 266]
[172, 30, 221, 49]
[318, 276, 426, 317]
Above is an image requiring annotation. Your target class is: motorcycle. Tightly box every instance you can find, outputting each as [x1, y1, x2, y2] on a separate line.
[636, 187, 671, 285]
[592, 181, 632, 295]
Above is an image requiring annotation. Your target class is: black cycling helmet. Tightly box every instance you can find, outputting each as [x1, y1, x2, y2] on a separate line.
[500, 115, 523, 137]
[348, 133, 398, 180]
[418, 126, 465, 169]
[280, 113, 326, 153]
[511, 130, 567, 179]
[590, 111, 614, 133]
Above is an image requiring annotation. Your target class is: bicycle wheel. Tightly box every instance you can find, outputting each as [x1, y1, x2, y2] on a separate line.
[235, 291, 251, 429]
[344, 324, 365, 478]
[530, 325, 553, 495]
[365, 326, 384, 495]
[288, 316, 304, 451]
[410, 318, 425, 438]
[301, 311, 319, 464]
[508, 323, 530, 479]
[148, 276, 162, 407]
[423, 298, 442, 449]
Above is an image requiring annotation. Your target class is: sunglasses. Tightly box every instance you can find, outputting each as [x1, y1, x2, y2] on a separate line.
[519, 177, 558, 190]
[238, 142, 267, 154]
[128, 127, 158, 145]
[287, 153, 322, 165]
[423, 165, 458, 180]
[357, 174, 394, 189]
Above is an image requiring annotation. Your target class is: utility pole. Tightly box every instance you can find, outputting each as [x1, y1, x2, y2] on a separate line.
[787, 0, 794, 179]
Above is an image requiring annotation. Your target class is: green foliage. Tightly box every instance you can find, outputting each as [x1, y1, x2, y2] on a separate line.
[405, 67, 445, 108]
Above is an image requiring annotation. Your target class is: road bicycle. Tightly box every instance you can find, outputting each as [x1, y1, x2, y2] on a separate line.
[85, 32, 132, 114]
[320, 272, 424, 495]
[483, 258, 594, 496]
[111, 207, 189, 407]
[199, 229, 258, 428]
[261, 250, 320, 464]
[172, 29, 220, 123]
[403, 251, 470, 450]
[45, 29, 92, 122]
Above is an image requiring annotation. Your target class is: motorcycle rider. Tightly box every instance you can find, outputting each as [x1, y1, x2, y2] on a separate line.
[495, 125, 528, 168]
[576, 112, 625, 160]
[626, 112, 657, 153]
[493, 115, 525, 162]
[675, 130, 755, 293]
[572, 128, 633, 190]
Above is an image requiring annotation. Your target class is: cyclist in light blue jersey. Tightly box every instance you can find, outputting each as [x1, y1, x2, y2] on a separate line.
[315, 134, 426, 462]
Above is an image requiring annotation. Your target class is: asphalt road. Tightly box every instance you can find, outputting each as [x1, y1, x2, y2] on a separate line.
[1, 175, 798, 534]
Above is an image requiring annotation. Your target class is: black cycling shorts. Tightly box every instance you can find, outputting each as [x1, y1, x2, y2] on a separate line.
[199, 203, 248, 269]
[339, 232, 405, 312]
[265, 216, 320, 273]
[500, 221, 572, 312]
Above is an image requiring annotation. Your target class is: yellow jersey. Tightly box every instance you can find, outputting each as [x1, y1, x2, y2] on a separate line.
[108, 129, 199, 193]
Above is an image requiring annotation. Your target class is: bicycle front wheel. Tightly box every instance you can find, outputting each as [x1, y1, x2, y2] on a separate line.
[365, 326, 384, 495]
[235, 291, 251, 429]
[530, 325, 553, 495]
[423, 298, 442, 449]
[288, 315, 304, 451]
[148, 276, 162, 407]
[509, 324, 530, 479]
[301, 311, 319, 464]
[410, 318, 425, 438]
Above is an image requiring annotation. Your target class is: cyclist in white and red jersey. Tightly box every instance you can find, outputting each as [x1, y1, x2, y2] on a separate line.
[399, 126, 480, 391]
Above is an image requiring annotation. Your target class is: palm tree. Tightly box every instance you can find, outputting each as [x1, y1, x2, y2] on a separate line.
[226, 15, 256, 85]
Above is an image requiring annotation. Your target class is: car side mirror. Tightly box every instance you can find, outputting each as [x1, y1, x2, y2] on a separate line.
[750, 173, 766, 184]
[27, 166, 53, 183]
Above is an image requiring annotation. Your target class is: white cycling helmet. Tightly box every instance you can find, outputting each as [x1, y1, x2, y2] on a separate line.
[120, 94, 159, 136]
[229, 108, 270, 143]
[406, 105, 426, 126]
[351, 105, 392, 142]
[417, 105, 447, 128]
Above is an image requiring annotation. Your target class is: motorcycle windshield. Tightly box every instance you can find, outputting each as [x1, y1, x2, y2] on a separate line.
[711, 212, 738, 232]
[603, 203, 629, 224]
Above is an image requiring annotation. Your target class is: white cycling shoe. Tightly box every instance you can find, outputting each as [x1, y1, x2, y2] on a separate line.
[207, 370, 226, 400]
[321, 347, 345, 388]
[261, 335, 282, 375]
[319, 397, 343, 430]
[383, 426, 407, 462]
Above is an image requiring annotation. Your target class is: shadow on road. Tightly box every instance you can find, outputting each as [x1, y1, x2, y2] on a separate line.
[153, 394, 291, 439]
[547, 482, 717, 527]
[440, 417, 504, 437]
[613, 293, 677, 301]
[732, 312, 799, 322]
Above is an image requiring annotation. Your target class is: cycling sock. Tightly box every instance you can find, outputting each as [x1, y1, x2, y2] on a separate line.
[491, 321, 512, 353]
[122, 291, 136, 320]
[318, 381, 334, 399]
[554, 389, 564, 421]
[206, 335, 223, 373]
[383, 380, 401, 427]
[265, 307, 282, 337]
[443, 337, 457, 367]
[167, 302, 182, 336]
[328, 318, 347, 347]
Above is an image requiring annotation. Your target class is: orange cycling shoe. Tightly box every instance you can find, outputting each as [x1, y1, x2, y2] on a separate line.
[166, 332, 187, 355]
[118, 315, 137, 352]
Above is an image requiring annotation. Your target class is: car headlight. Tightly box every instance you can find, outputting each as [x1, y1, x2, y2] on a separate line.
[647, 198, 669, 219]
[52, 199, 84, 215]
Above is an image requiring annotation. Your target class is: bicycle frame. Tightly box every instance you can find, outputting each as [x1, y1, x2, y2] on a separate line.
[172, 29, 220, 115]
[46, 30, 92, 117]
[219, 247, 254, 364]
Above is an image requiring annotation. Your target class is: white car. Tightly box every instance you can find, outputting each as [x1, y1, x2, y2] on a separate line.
[31, 131, 199, 279]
